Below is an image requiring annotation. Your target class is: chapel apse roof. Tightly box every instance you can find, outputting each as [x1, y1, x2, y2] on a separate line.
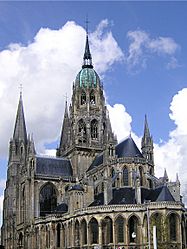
[35, 155, 73, 177]
[88, 136, 143, 171]
[115, 136, 143, 158]
[90, 186, 175, 207]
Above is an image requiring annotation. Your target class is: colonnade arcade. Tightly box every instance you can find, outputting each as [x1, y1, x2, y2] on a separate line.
[17, 211, 183, 249]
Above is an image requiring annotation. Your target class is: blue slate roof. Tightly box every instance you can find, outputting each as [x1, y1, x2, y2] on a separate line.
[54, 203, 68, 214]
[35, 156, 73, 177]
[88, 136, 143, 171]
[69, 184, 84, 191]
[89, 186, 175, 206]
[142, 186, 175, 202]
[115, 137, 143, 158]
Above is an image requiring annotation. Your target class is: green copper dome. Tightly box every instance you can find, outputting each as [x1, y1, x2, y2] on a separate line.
[75, 67, 100, 88]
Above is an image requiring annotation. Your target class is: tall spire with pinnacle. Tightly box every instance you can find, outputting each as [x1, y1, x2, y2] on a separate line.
[82, 18, 93, 69]
[13, 90, 27, 144]
[141, 115, 154, 165]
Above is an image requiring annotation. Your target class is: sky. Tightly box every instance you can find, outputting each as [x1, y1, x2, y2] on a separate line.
[0, 1, 187, 223]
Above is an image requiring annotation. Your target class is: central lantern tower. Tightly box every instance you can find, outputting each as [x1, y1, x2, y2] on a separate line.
[57, 34, 116, 176]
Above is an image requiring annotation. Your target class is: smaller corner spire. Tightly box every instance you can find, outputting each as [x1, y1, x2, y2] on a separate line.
[13, 87, 27, 144]
[144, 114, 151, 138]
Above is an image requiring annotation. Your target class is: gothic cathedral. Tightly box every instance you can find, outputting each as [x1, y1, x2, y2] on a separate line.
[1, 34, 187, 249]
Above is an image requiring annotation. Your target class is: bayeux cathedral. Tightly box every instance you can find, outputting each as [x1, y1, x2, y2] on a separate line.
[1, 33, 187, 249]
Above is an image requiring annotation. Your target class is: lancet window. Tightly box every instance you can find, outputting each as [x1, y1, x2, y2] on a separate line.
[90, 90, 96, 105]
[169, 213, 177, 241]
[123, 167, 129, 186]
[91, 119, 98, 139]
[115, 216, 124, 243]
[81, 91, 86, 105]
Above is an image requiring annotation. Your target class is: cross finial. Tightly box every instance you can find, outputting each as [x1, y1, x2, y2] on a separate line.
[64, 93, 68, 103]
[85, 15, 90, 35]
[19, 83, 23, 97]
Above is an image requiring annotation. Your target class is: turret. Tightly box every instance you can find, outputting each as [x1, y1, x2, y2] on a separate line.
[141, 115, 154, 165]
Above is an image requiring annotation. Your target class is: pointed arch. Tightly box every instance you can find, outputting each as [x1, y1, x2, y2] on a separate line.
[89, 217, 99, 244]
[123, 167, 129, 186]
[90, 90, 96, 105]
[81, 219, 87, 245]
[168, 213, 179, 242]
[151, 212, 162, 243]
[91, 119, 98, 139]
[74, 220, 80, 246]
[39, 182, 57, 216]
[101, 216, 113, 244]
[81, 90, 86, 105]
[115, 215, 125, 243]
[128, 215, 139, 243]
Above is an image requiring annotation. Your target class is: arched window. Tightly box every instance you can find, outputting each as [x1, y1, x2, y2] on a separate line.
[75, 220, 80, 246]
[115, 216, 124, 243]
[139, 166, 143, 186]
[78, 119, 86, 143]
[89, 218, 98, 244]
[123, 167, 129, 186]
[18, 233, 23, 246]
[90, 90, 96, 105]
[102, 216, 113, 244]
[81, 219, 87, 245]
[128, 216, 138, 243]
[56, 223, 61, 247]
[169, 213, 177, 241]
[151, 213, 162, 243]
[39, 183, 57, 216]
[81, 91, 86, 105]
[91, 119, 98, 139]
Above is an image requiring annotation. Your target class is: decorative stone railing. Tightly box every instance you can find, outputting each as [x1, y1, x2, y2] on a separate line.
[34, 201, 184, 224]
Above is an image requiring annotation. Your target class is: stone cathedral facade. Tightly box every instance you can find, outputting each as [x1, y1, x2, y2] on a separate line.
[1, 34, 187, 249]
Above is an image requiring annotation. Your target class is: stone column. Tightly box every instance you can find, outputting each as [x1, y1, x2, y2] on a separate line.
[98, 222, 102, 245]
[113, 220, 116, 248]
[87, 223, 90, 246]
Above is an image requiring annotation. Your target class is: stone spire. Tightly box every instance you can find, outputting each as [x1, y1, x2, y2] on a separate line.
[13, 91, 27, 144]
[82, 34, 93, 68]
[57, 101, 70, 156]
[141, 115, 154, 165]
[142, 115, 151, 141]
[163, 168, 169, 182]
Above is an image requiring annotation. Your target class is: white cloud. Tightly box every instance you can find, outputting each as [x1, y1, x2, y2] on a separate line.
[107, 104, 132, 142]
[126, 30, 179, 71]
[0, 20, 123, 157]
[167, 57, 181, 70]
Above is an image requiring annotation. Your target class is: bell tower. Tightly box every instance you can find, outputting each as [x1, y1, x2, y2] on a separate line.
[57, 34, 116, 176]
